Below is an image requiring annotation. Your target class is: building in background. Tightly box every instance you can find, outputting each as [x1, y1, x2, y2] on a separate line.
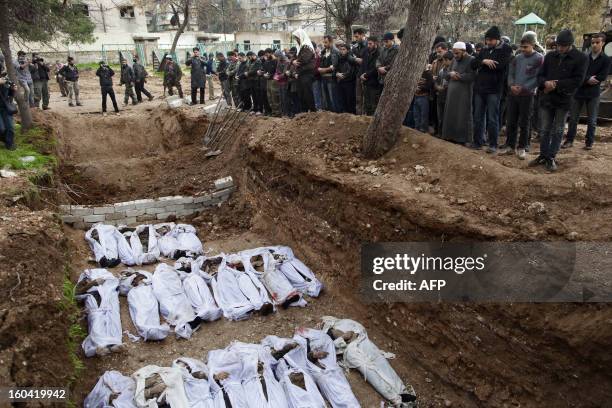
[240, 0, 326, 34]
[145, 2, 199, 32]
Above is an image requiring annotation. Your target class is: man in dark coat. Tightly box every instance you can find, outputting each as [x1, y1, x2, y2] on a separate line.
[186, 48, 207, 104]
[530, 29, 588, 171]
[0, 65, 17, 150]
[216, 52, 231, 106]
[119, 59, 137, 105]
[236, 52, 252, 111]
[351, 27, 368, 114]
[31, 53, 50, 110]
[163, 56, 183, 98]
[59, 56, 81, 106]
[471, 26, 513, 152]
[360, 36, 381, 116]
[246, 51, 263, 114]
[318, 35, 340, 113]
[95, 61, 119, 115]
[132, 56, 153, 102]
[336, 43, 357, 114]
[226, 51, 240, 107]
[563, 32, 611, 150]
[292, 29, 316, 112]
[263, 49, 280, 116]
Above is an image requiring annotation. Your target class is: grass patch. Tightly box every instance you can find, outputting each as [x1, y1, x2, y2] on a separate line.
[59, 269, 86, 405]
[0, 124, 57, 170]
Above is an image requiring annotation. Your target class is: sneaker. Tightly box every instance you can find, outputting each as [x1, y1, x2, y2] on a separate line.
[68, 102, 74, 107]
[545, 158, 558, 172]
[102, 112, 107, 117]
[498, 146, 514, 155]
[42, 106, 50, 110]
[517, 149, 527, 160]
[584, 145, 593, 150]
[561, 141, 573, 149]
[486, 146, 497, 154]
[498, 143, 509, 150]
[76, 102, 83, 106]
[528, 155, 546, 167]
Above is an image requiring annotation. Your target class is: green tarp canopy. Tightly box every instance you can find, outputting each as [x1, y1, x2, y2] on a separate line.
[514, 12, 546, 26]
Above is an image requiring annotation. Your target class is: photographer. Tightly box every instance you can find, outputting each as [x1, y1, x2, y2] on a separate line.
[95, 60, 119, 115]
[31, 53, 51, 110]
[14, 51, 34, 107]
[0, 63, 17, 150]
[59, 56, 81, 107]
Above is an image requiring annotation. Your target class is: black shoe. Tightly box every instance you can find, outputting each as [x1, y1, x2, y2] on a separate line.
[584, 145, 593, 150]
[545, 158, 557, 172]
[148, 96, 154, 101]
[68, 102, 74, 107]
[528, 155, 546, 167]
[466, 143, 482, 150]
[76, 102, 83, 106]
[561, 141, 573, 149]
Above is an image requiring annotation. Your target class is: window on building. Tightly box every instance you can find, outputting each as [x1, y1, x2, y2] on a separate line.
[273, 40, 281, 49]
[243, 40, 251, 51]
[119, 6, 135, 18]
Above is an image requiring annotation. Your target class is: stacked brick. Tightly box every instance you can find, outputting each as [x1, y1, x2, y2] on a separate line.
[60, 177, 235, 230]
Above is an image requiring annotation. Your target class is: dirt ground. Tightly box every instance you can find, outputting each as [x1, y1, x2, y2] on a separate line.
[0, 68, 611, 407]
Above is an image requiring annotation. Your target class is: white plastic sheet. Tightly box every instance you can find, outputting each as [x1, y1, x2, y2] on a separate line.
[86, 224, 136, 267]
[152, 263, 197, 339]
[133, 365, 190, 408]
[321, 316, 417, 407]
[239, 248, 306, 308]
[123, 225, 160, 265]
[76, 268, 124, 357]
[125, 271, 170, 341]
[266, 246, 323, 297]
[183, 273, 223, 322]
[172, 357, 226, 408]
[84, 370, 137, 408]
[294, 327, 360, 408]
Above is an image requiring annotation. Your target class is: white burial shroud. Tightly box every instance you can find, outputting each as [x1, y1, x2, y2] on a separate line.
[321, 316, 417, 407]
[76, 268, 124, 357]
[266, 246, 323, 297]
[172, 357, 226, 408]
[152, 263, 197, 339]
[133, 365, 190, 408]
[84, 370, 137, 408]
[86, 223, 136, 267]
[122, 270, 170, 341]
[124, 225, 161, 265]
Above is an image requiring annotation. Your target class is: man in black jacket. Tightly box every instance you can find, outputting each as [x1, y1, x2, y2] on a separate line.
[31, 54, 50, 110]
[531, 29, 588, 171]
[95, 61, 119, 115]
[186, 48, 207, 105]
[119, 59, 137, 105]
[246, 51, 263, 114]
[336, 43, 357, 114]
[359, 36, 381, 116]
[471, 26, 513, 152]
[563, 32, 611, 150]
[59, 56, 81, 107]
[132, 56, 153, 103]
[216, 52, 231, 106]
[351, 28, 368, 114]
[236, 52, 252, 111]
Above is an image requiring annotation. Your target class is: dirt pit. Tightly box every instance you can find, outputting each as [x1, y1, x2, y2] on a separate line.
[9, 107, 612, 407]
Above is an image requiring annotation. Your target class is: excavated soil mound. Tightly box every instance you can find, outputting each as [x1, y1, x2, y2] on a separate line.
[238, 111, 612, 407]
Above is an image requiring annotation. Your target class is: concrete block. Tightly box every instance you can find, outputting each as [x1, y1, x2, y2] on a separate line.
[176, 209, 195, 217]
[70, 206, 94, 216]
[106, 212, 126, 221]
[156, 196, 184, 206]
[156, 212, 174, 220]
[214, 176, 234, 190]
[59, 204, 71, 213]
[177, 196, 194, 205]
[185, 202, 206, 209]
[124, 217, 137, 225]
[137, 214, 157, 222]
[61, 215, 82, 224]
[193, 195, 212, 204]
[83, 214, 106, 223]
[134, 199, 156, 209]
[212, 187, 235, 199]
[126, 208, 145, 217]
[114, 201, 135, 210]
[145, 207, 166, 215]
[94, 206, 115, 215]
[165, 204, 185, 212]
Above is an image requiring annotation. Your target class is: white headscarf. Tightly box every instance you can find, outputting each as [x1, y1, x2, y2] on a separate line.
[292, 28, 314, 51]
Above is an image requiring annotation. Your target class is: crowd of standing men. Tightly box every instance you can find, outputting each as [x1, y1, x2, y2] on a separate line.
[0, 25, 610, 168]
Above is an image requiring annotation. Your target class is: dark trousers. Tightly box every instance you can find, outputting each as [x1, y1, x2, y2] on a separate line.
[0, 109, 15, 149]
[252, 87, 264, 113]
[278, 83, 290, 116]
[297, 74, 315, 112]
[135, 80, 152, 102]
[289, 91, 301, 117]
[505, 95, 533, 149]
[363, 84, 382, 116]
[473, 92, 501, 147]
[101, 86, 119, 113]
[566, 96, 600, 147]
[436, 93, 446, 134]
[337, 80, 356, 114]
[539, 105, 569, 160]
[240, 88, 252, 111]
[260, 85, 271, 114]
[191, 87, 205, 104]
[167, 83, 183, 98]
[321, 77, 340, 112]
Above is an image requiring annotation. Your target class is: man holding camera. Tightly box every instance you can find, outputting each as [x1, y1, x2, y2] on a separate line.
[31, 53, 51, 110]
[0, 63, 17, 150]
[14, 51, 35, 107]
[95, 61, 119, 115]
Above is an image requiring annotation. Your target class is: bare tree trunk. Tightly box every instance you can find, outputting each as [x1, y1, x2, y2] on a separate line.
[0, 0, 33, 131]
[362, 0, 446, 158]
[368, 0, 406, 38]
[170, 1, 191, 55]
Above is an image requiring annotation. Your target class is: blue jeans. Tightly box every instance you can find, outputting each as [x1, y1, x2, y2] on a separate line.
[312, 79, 322, 110]
[473, 92, 501, 147]
[413, 95, 429, 132]
[539, 105, 569, 160]
[566, 96, 599, 146]
[321, 78, 340, 113]
[0, 109, 15, 149]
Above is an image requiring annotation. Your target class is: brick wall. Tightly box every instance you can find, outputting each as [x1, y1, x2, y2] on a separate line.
[60, 177, 235, 230]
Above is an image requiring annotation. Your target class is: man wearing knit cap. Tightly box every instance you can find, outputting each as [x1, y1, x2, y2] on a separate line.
[564, 32, 611, 150]
[470, 25, 513, 153]
[531, 29, 588, 171]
